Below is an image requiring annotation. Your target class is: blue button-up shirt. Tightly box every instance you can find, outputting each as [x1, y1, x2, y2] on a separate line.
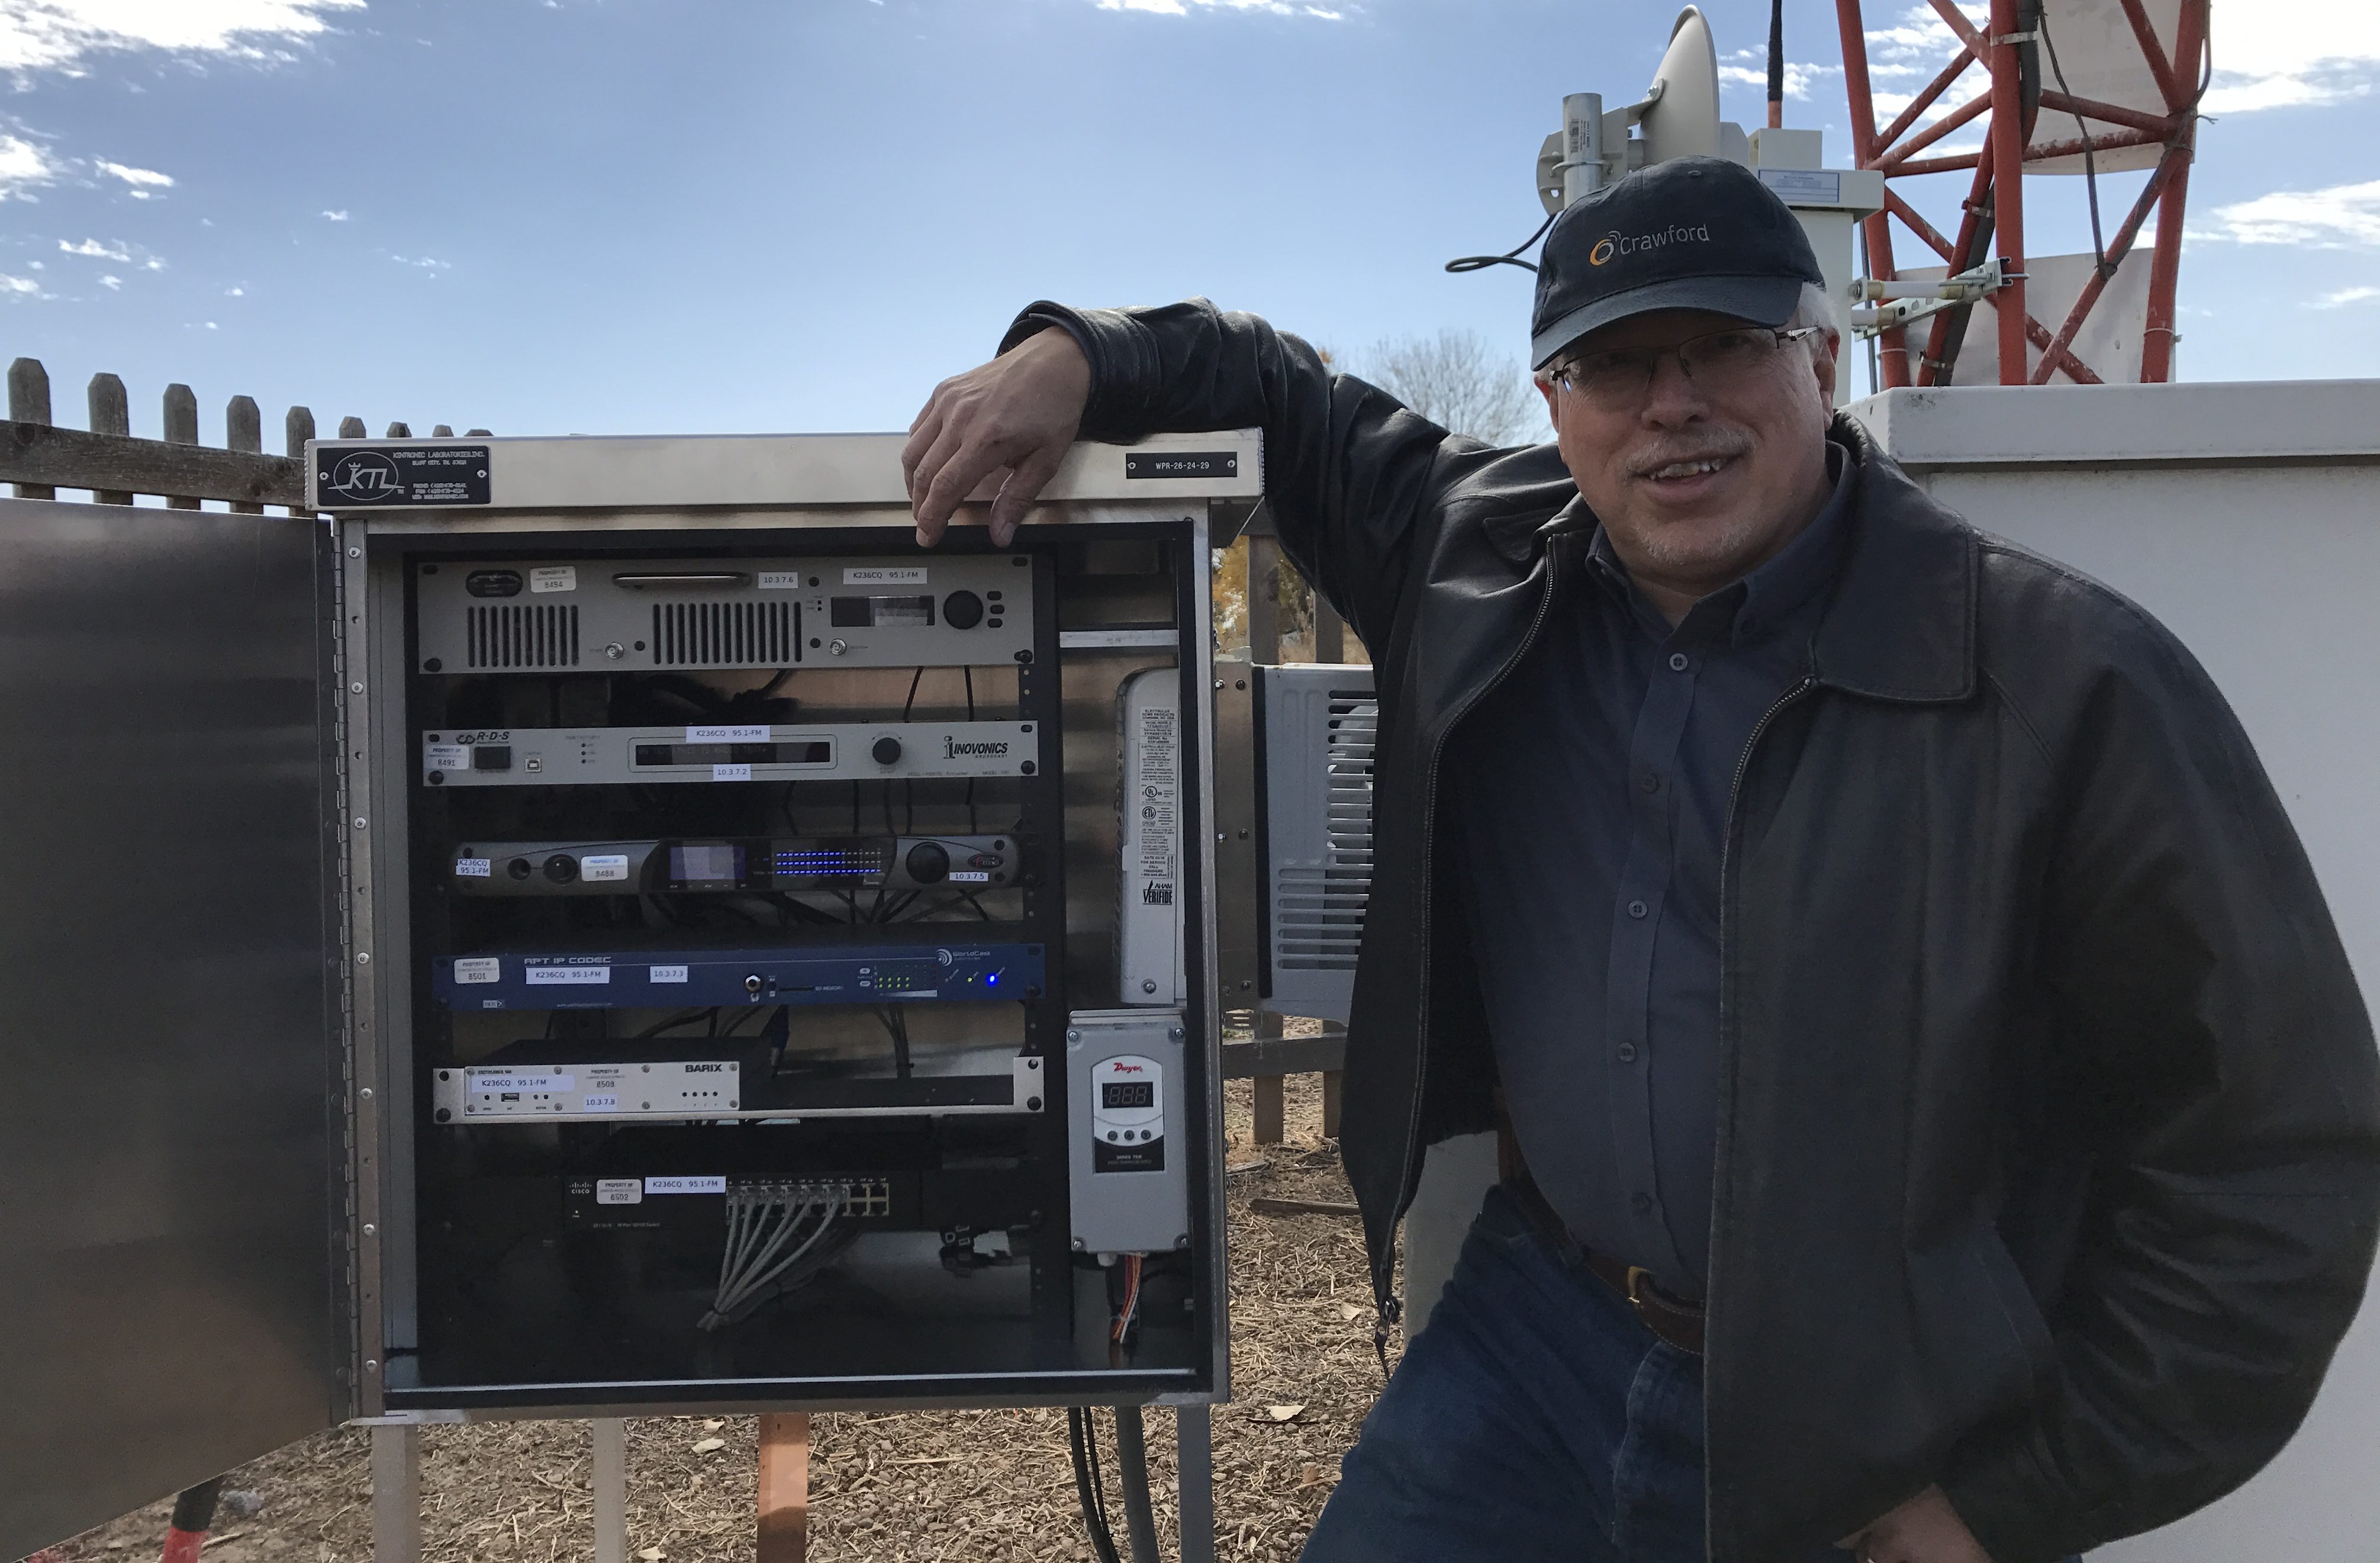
[1448, 445, 1852, 1297]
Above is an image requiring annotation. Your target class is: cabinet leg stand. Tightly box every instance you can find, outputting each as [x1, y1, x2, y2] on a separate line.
[757, 1412, 810, 1562]
[1178, 1404, 1215, 1563]
[1321, 1069, 1344, 1139]
[370, 1425, 421, 1563]
[592, 1418, 628, 1563]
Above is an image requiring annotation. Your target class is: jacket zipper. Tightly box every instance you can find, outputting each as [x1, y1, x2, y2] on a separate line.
[1383, 540, 1567, 1333]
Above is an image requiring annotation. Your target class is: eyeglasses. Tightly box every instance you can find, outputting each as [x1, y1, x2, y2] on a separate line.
[1550, 326, 1823, 409]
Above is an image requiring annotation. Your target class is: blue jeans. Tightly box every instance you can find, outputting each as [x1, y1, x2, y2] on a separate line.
[1300, 1185, 1841, 1563]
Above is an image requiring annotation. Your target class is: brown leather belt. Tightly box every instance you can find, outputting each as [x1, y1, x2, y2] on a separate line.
[1577, 1247, 1706, 1356]
[1503, 1163, 1706, 1355]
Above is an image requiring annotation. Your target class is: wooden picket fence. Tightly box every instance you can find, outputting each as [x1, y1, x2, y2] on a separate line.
[0, 355, 483, 513]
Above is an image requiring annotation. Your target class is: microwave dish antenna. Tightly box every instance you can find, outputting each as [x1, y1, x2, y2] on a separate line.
[1532, 6, 1733, 217]
[1642, 8, 1724, 165]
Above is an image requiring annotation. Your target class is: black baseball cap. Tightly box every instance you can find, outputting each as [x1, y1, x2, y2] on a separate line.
[1530, 156, 1827, 369]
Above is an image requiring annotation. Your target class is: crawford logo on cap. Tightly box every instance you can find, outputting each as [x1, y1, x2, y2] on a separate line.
[1589, 223, 1715, 266]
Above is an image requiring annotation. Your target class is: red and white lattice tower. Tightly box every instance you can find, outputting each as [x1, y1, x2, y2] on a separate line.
[1832, 0, 2210, 385]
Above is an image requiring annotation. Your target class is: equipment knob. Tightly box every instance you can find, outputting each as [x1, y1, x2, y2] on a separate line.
[872, 736, 903, 766]
[543, 854, 579, 884]
[507, 857, 533, 881]
[906, 841, 950, 884]
[828, 639, 848, 657]
[745, 974, 765, 995]
[942, 590, 984, 629]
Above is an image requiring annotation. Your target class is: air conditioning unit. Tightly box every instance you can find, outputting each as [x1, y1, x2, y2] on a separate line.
[1254, 665, 1376, 1024]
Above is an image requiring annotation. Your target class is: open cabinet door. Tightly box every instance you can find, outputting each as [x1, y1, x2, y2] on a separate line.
[0, 499, 346, 1559]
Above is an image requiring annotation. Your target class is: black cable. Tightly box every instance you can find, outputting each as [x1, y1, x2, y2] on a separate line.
[1766, 0, 1786, 123]
[901, 665, 924, 720]
[1067, 1409, 1123, 1563]
[880, 1005, 913, 1077]
[1445, 207, 1558, 275]
[1113, 1407, 1161, 1563]
[1084, 1407, 1113, 1539]
[2038, 7, 2112, 280]
[963, 667, 979, 833]
[635, 1008, 717, 1040]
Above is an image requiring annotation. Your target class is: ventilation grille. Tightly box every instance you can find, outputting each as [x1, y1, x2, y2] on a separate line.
[466, 604, 580, 669]
[652, 601, 796, 667]
[1274, 692, 1376, 972]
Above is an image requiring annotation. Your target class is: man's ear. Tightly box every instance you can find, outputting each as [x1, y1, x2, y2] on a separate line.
[1537, 377, 1561, 430]
[1809, 332, 1840, 409]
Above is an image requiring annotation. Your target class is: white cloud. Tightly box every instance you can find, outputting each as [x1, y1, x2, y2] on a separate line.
[0, 1, 365, 75]
[322, 207, 348, 220]
[59, 235, 128, 259]
[96, 159, 171, 188]
[2203, 2, 2380, 112]
[1721, 49, 1843, 103]
[392, 253, 449, 271]
[98, 272, 120, 288]
[227, 284, 243, 295]
[0, 271, 41, 295]
[2308, 285, 2380, 307]
[2196, 179, 2380, 246]
[0, 131, 57, 199]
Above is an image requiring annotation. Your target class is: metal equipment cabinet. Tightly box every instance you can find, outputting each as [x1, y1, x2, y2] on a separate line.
[0, 429, 1259, 1559]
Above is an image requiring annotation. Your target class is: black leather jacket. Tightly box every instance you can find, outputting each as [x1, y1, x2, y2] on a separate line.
[1004, 298, 2380, 1562]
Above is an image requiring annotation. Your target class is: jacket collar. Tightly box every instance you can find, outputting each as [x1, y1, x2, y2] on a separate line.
[1806, 413, 1977, 704]
[1525, 414, 1976, 703]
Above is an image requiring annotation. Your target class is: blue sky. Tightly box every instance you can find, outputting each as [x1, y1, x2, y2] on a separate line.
[0, 0, 2373, 443]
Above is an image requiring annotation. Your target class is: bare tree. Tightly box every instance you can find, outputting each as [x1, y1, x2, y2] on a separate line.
[1364, 327, 1549, 446]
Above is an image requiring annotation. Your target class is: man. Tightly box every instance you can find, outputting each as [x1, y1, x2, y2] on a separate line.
[903, 159, 2380, 1561]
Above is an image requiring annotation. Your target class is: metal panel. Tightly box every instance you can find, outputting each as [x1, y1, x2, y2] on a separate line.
[1255, 665, 1377, 1024]
[0, 499, 342, 1559]
[1211, 655, 1262, 1017]
[308, 430, 1263, 512]
[1847, 380, 2380, 468]
[1857, 385, 2380, 1563]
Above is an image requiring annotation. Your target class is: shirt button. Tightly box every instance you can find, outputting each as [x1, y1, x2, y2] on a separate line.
[1632, 1193, 1655, 1215]
[1668, 652, 1690, 671]
[1638, 772, 1660, 794]
[1616, 1043, 1638, 1063]
[1627, 899, 1648, 919]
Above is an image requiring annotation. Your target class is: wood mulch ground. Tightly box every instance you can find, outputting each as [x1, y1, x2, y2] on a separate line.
[32, 1073, 1399, 1563]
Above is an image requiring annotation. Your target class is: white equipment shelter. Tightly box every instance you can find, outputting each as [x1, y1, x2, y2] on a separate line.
[1851, 381, 2380, 1562]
